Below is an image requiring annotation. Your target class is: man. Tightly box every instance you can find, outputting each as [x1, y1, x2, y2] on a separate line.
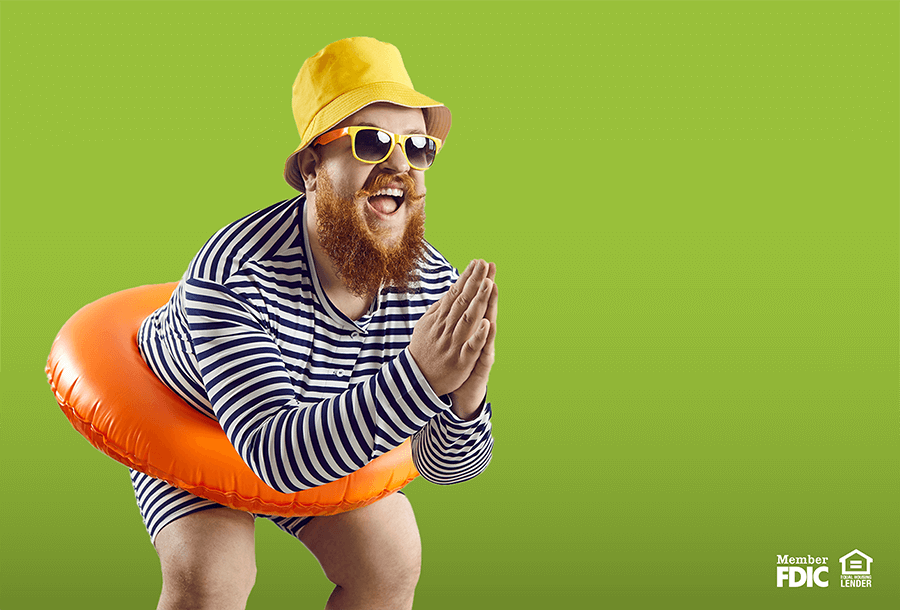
[130, 37, 497, 609]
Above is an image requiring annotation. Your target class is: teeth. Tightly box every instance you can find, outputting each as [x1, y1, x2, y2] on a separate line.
[371, 188, 404, 198]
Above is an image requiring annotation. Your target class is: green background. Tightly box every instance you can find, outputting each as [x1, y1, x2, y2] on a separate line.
[1, 1, 897, 608]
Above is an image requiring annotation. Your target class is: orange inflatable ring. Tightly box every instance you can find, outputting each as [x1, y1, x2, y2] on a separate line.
[46, 282, 419, 517]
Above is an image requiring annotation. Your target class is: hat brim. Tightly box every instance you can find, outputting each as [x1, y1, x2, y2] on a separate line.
[284, 81, 451, 192]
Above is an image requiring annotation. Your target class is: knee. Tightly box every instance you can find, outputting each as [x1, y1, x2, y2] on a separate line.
[374, 536, 422, 596]
[303, 493, 422, 605]
[159, 546, 257, 609]
[332, 526, 421, 600]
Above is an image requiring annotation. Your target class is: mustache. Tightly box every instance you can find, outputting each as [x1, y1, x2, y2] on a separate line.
[356, 172, 425, 204]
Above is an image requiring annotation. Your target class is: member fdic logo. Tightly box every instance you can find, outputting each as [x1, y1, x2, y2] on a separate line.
[776, 555, 829, 587]
[775, 550, 874, 590]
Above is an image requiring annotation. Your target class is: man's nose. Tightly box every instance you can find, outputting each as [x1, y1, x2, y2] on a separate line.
[379, 141, 410, 174]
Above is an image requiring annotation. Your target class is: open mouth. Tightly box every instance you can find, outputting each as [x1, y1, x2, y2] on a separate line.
[367, 187, 405, 217]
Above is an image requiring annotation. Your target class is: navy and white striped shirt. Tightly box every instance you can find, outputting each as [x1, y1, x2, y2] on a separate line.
[137, 195, 493, 493]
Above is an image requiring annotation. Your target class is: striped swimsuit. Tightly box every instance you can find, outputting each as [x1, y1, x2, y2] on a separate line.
[130, 195, 493, 543]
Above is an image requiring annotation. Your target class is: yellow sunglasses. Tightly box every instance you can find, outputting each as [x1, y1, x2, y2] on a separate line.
[314, 126, 443, 170]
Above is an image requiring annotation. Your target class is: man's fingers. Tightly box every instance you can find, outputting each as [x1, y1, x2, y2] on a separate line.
[448, 260, 488, 325]
[460, 319, 490, 359]
[483, 302, 497, 348]
[442, 259, 478, 311]
[410, 261, 496, 396]
[453, 277, 493, 343]
[469, 284, 498, 377]
[479, 295, 497, 362]
[484, 282, 498, 325]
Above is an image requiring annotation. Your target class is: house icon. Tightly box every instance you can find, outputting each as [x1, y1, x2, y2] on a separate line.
[839, 549, 873, 575]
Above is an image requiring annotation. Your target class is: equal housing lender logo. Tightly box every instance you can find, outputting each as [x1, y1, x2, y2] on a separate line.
[839, 549, 873, 588]
[776, 550, 873, 589]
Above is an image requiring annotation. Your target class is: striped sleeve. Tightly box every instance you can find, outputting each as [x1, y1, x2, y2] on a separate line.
[183, 277, 453, 494]
[411, 398, 493, 485]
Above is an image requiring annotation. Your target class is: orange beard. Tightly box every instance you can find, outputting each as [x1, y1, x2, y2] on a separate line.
[313, 169, 427, 299]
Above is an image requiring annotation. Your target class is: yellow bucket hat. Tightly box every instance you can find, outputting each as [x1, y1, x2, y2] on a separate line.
[283, 37, 452, 192]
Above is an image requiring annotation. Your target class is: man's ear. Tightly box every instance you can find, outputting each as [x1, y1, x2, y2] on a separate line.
[297, 147, 321, 193]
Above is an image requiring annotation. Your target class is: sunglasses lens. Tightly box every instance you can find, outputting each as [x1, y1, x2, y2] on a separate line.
[354, 128, 393, 162]
[405, 136, 437, 169]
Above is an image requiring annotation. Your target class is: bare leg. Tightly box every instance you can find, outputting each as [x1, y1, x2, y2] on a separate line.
[153, 507, 257, 610]
[299, 493, 422, 610]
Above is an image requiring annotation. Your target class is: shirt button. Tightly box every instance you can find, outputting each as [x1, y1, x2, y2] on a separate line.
[351, 332, 360, 339]
[335, 370, 346, 377]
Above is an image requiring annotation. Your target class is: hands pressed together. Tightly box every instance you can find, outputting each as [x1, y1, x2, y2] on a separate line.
[408, 259, 499, 420]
